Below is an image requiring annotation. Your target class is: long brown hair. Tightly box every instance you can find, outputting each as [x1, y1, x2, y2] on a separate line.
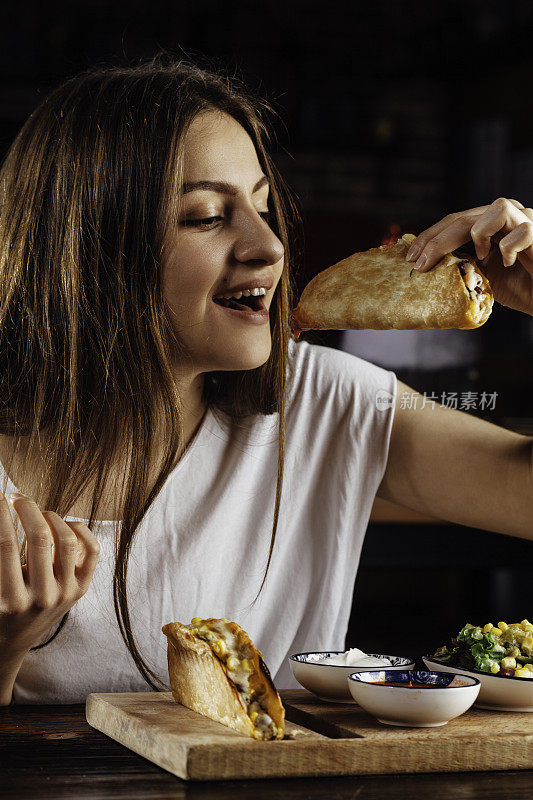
[0, 52, 302, 691]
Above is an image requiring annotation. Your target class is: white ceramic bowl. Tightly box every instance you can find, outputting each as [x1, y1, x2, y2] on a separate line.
[288, 651, 415, 702]
[423, 656, 533, 711]
[347, 669, 481, 727]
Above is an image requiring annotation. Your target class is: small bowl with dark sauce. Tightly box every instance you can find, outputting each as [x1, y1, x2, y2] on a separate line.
[347, 669, 480, 727]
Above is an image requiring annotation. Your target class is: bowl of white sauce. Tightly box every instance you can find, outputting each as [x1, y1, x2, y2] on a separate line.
[288, 648, 415, 702]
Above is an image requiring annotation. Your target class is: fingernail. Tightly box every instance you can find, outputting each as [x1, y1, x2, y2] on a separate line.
[9, 493, 25, 502]
[414, 254, 427, 271]
[406, 244, 421, 261]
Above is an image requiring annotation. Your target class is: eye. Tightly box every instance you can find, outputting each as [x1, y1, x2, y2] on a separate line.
[182, 216, 223, 230]
[181, 211, 273, 230]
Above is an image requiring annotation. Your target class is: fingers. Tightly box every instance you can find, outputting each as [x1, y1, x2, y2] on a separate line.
[506, 199, 525, 210]
[0, 490, 101, 660]
[409, 216, 475, 271]
[410, 198, 529, 273]
[0, 493, 26, 604]
[9, 495, 56, 604]
[406, 206, 489, 263]
[470, 198, 531, 261]
[497, 220, 533, 269]
[41, 511, 80, 593]
[68, 521, 101, 591]
[7, 495, 100, 605]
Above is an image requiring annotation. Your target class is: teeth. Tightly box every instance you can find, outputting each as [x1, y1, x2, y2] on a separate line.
[218, 287, 267, 300]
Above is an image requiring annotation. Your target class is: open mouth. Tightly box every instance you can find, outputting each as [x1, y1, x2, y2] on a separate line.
[212, 295, 265, 312]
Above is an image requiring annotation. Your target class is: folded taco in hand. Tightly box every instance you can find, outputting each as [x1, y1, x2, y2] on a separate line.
[291, 233, 493, 337]
[162, 617, 285, 741]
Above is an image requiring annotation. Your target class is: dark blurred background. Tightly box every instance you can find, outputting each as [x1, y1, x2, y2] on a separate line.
[0, 0, 532, 662]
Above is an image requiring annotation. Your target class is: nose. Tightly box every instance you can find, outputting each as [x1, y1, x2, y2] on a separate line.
[233, 213, 284, 267]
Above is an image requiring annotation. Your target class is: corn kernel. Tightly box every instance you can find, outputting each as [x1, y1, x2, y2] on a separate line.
[490, 663, 500, 674]
[501, 657, 516, 669]
[483, 623, 494, 633]
[241, 659, 254, 673]
[523, 637, 533, 650]
[514, 667, 533, 679]
[498, 621, 508, 631]
[190, 617, 203, 625]
[491, 627, 502, 637]
[226, 655, 240, 671]
[520, 619, 531, 628]
[401, 233, 417, 244]
[212, 639, 228, 657]
[250, 711, 259, 722]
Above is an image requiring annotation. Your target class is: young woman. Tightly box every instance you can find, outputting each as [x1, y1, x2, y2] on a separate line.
[0, 57, 531, 705]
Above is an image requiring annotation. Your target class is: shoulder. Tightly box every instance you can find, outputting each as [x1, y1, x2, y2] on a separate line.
[284, 339, 397, 477]
[286, 337, 396, 408]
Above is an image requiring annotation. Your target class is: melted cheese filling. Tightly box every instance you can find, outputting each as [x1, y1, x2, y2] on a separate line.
[188, 618, 278, 739]
[459, 261, 490, 323]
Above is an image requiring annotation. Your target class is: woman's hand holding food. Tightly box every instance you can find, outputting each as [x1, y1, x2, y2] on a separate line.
[0, 491, 100, 661]
[407, 197, 533, 316]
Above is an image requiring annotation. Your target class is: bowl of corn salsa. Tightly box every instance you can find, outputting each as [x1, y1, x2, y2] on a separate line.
[423, 620, 533, 711]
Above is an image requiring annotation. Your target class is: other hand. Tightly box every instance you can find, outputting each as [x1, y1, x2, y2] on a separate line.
[0, 492, 100, 659]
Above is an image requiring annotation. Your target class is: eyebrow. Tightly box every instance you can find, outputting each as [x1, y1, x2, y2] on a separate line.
[181, 175, 269, 196]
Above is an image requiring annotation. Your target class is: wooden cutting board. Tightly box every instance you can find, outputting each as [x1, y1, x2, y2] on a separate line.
[86, 688, 533, 781]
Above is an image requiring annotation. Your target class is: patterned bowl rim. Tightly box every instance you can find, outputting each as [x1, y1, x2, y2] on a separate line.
[347, 669, 480, 688]
[423, 655, 533, 683]
[289, 651, 415, 668]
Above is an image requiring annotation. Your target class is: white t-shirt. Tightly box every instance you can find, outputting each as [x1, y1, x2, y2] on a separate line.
[6, 339, 396, 703]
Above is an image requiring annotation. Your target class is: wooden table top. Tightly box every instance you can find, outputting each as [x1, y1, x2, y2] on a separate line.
[2, 703, 532, 799]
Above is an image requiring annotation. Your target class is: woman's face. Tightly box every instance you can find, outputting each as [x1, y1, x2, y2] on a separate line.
[162, 110, 285, 377]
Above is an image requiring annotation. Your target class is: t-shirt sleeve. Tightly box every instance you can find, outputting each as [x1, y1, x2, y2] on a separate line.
[285, 338, 397, 513]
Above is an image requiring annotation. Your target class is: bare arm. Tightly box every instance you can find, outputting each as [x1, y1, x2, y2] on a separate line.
[377, 380, 533, 540]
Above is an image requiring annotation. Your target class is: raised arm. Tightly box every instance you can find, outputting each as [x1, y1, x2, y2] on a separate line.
[377, 381, 533, 540]
[377, 196, 533, 540]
